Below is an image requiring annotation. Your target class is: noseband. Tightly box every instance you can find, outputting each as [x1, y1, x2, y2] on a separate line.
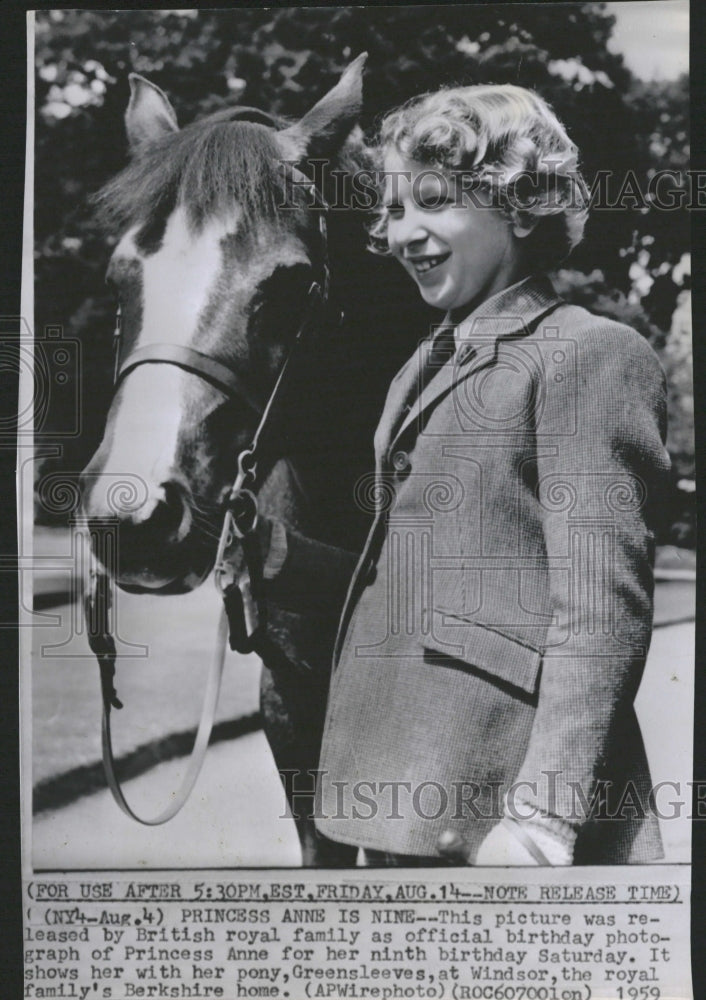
[86, 107, 337, 825]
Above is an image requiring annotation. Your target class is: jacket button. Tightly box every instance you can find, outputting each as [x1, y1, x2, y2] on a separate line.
[391, 450, 411, 473]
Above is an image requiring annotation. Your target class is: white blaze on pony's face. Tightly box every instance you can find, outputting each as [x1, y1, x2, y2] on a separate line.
[84, 195, 313, 592]
[101, 211, 234, 476]
[81, 57, 366, 592]
[91, 216, 225, 581]
[128, 208, 235, 353]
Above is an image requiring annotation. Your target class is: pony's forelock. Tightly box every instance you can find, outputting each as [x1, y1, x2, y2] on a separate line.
[93, 113, 296, 237]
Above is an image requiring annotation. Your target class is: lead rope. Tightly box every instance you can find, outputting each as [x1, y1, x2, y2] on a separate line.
[85, 555, 229, 825]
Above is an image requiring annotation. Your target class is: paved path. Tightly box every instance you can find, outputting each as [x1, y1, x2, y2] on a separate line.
[33, 732, 303, 870]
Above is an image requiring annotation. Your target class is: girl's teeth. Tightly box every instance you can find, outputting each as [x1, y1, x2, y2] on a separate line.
[416, 257, 444, 273]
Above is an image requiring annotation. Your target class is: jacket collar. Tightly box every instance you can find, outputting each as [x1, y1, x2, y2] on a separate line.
[453, 272, 561, 362]
[387, 273, 562, 451]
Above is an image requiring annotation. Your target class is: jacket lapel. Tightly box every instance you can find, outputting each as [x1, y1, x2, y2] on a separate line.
[390, 275, 562, 448]
[373, 342, 426, 471]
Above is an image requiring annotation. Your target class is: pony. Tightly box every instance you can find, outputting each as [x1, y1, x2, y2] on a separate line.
[80, 57, 431, 864]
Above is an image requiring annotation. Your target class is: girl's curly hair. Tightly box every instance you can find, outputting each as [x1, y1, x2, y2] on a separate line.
[369, 84, 589, 271]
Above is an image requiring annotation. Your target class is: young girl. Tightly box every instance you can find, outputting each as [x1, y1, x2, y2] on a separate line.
[309, 84, 671, 865]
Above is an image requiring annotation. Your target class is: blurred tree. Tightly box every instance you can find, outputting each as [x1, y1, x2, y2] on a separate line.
[626, 73, 690, 324]
[33, 5, 692, 526]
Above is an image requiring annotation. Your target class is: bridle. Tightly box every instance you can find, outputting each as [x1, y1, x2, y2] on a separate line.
[85, 108, 335, 824]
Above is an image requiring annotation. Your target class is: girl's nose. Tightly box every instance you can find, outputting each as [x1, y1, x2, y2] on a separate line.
[389, 211, 429, 255]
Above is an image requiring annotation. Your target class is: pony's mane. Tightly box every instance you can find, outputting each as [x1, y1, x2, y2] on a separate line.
[93, 108, 298, 237]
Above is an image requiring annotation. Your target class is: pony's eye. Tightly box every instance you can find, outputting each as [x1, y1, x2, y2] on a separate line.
[105, 255, 141, 298]
[255, 264, 312, 307]
[250, 264, 313, 334]
[105, 263, 127, 299]
[105, 275, 122, 305]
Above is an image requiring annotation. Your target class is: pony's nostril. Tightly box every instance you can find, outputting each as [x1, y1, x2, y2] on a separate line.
[157, 482, 191, 542]
[81, 479, 194, 589]
[82, 477, 190, 544]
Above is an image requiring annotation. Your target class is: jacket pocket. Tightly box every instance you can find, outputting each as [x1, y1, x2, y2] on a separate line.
[423, 610, 543, 696]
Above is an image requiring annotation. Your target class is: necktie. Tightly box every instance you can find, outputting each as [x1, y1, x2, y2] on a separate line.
[386, 325, 462, 449]
[418, 324, 458, 397]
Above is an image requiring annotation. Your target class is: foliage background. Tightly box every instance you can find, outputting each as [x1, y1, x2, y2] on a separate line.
[33, 4, 693, 542]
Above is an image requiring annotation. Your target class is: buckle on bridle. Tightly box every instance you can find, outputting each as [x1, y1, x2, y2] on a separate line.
[228, 488, 258, 539]
[213, 497, 258, 597]
[232, 448, 257, 494]
[213, 446, 260, 598]
[85, 567, 123, 711]
[214, 494, 265, 652]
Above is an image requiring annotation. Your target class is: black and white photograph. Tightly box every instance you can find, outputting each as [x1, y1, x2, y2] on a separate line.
[20, 2, 695, 996]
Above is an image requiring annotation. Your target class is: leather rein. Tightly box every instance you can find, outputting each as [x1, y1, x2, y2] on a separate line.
[85, 108, 334, 825]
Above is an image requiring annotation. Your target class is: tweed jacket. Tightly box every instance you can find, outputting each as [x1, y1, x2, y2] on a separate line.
[314, 273, 671, 863]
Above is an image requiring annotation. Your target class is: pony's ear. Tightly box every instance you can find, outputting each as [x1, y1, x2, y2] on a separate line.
[279, 53, 367, 161]
[125, 74, 178, 154]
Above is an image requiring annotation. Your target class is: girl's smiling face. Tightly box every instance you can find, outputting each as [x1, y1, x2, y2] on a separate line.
[382, 150, 528, 318]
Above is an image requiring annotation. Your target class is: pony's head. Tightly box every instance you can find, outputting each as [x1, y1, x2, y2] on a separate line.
[81, 57, 366, 592]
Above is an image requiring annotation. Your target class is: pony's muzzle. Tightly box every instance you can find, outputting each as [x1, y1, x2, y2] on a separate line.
[80, 471, 194, 587]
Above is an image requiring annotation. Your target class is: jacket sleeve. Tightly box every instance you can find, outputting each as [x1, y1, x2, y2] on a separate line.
[259, 516, 359, 617]
[512, 321, 671, 822]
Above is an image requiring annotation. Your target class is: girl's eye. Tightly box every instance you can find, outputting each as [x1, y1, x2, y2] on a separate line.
[384, 203, 403, 219]
[418, 193, 454, 210]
